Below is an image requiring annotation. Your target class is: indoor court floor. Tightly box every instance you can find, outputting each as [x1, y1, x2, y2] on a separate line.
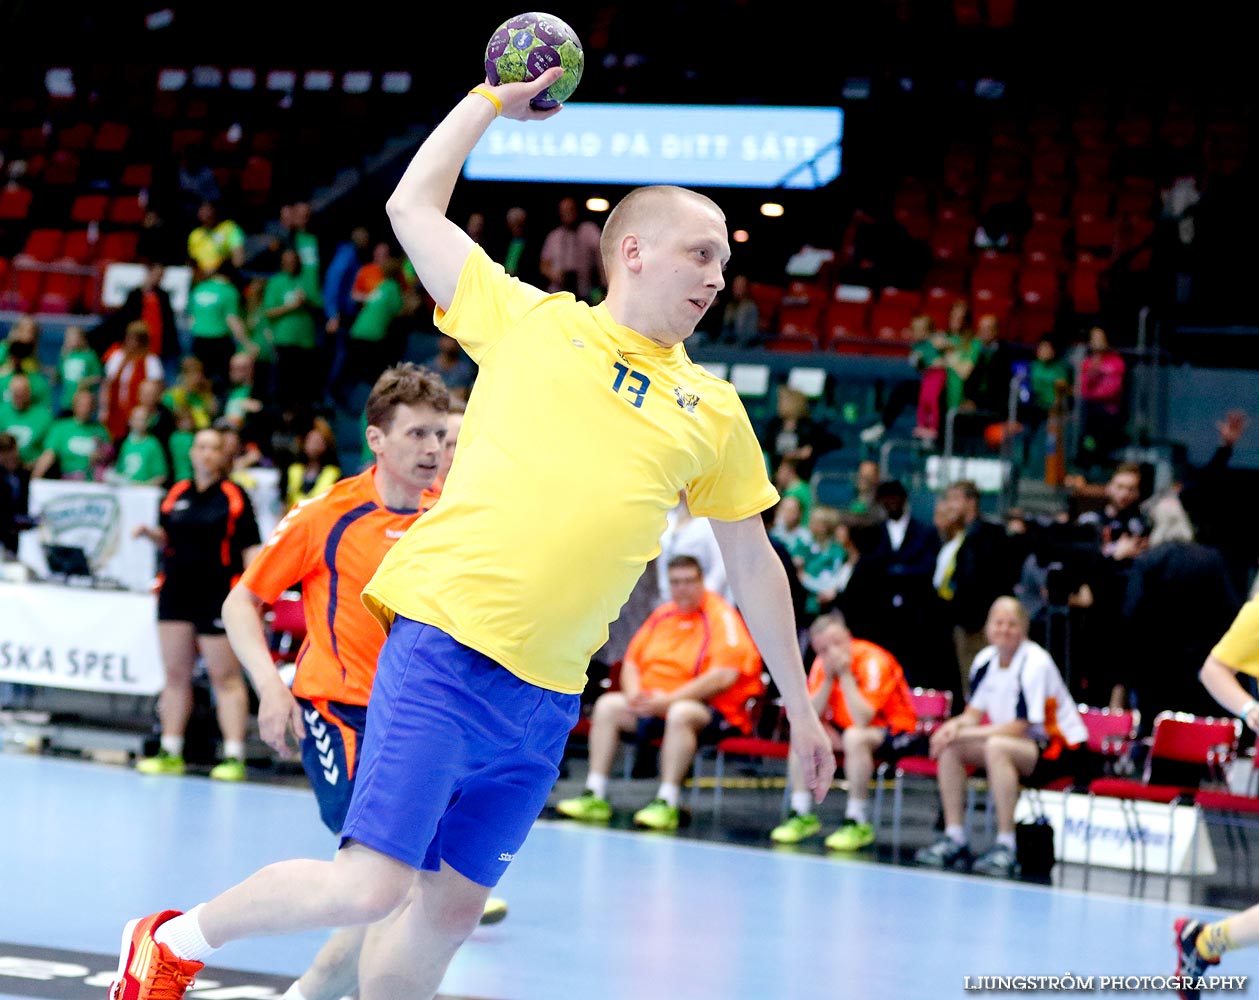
[2, 751, 1244, 999]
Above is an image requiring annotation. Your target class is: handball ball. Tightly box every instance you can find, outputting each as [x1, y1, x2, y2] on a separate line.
[485, 12, 584, 109]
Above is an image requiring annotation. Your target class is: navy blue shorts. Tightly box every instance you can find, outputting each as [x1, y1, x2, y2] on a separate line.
[340, 617, 580, 887]
[297, 698, 368, 835]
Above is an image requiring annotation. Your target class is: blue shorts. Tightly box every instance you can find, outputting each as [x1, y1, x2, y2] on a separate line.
[297, 698, 368, 835]
[340, 617, 580, 887]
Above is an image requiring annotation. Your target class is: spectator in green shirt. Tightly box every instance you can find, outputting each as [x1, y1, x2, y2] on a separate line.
[0, 316, 53, 410]
[187, 266, 252, 394]
[223, 351, 263, 428]
[32, 389, 111, 480]
[264, 249, 320, 410]
[167, 407, 197, 484]
[111, 405, 170, 485]
[56, 325, 102, 414]
[0, 374, 54, 466]
[288, 201, 323, 307]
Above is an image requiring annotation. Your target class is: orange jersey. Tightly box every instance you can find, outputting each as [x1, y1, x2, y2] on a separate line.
[239, 468, 437, 706]
[807, 639, 917, 734]
[626, 591, 764, 733]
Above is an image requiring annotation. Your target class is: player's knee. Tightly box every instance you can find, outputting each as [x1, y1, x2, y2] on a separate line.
[338, 874, 408, 924]
[425, 890, 487, 942]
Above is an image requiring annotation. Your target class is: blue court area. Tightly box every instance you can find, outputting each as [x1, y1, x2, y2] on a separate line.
[1, 752, 1241, 999]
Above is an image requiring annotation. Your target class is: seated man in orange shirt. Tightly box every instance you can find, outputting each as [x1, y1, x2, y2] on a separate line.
[770, 610, 921, 851]
[556, 554, 764, 832]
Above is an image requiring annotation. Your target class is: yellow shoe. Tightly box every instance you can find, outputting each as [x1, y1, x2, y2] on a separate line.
[479, 898, 508, 925]
[135, 751, 185, 776]
[209, 758, 247, 782]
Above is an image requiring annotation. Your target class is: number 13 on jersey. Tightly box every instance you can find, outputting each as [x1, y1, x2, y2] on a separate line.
[611, 362, 651, 408]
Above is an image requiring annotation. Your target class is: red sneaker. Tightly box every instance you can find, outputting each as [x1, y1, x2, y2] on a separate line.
[108, 910, 204, 1000]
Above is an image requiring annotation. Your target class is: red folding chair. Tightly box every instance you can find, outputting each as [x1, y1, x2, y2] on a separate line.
[886, 689, 967, 853]
[266, 591, 308, 667]
[699, 688, 786, 815]
[1084, 711, 1239, 893]
[1192, 749, 1259, 880]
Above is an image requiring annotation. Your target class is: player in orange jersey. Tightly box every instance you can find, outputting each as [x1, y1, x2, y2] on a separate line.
[219, 365, 498, 1000]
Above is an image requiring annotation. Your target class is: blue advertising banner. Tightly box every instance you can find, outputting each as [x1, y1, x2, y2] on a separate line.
[464, 103, 843, 189]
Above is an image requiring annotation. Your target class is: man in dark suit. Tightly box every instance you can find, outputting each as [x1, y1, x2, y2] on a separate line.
[862, 480, 953, 697]
[937, 479, 1013, 696]
[0, 432, 32, 557]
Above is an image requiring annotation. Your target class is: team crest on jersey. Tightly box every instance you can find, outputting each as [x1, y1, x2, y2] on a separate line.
[674, 386, 701, 414]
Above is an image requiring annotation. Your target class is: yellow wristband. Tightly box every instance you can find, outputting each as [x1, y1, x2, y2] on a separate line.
[468, 85, 503, 117]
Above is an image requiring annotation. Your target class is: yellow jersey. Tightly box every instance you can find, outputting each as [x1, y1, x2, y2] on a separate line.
[1212, 599, 1259, 677]
[363, 247, 777, 693]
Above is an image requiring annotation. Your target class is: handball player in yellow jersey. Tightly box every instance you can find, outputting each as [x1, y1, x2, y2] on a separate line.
[110, 66, 835, 1000]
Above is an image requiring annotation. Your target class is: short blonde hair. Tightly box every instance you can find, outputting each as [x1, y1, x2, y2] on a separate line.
[599, 185, 724, 274]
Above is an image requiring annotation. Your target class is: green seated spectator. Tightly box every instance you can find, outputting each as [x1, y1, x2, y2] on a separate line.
[32, 389, 111, 480]
[0, 374, 54, 465]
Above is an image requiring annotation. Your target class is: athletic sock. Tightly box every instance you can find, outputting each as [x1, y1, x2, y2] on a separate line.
[282, 982, 309, 1000]
[153, 904, 217, 962]
[845, 799, 869, 824]
[996, 832, 1017, 851]
[222, 740, 246, 761]
[791, 791, 814, 817]
[945, 825, 967, 846]
[1197, 919, 1235, 961]
[657, 782, 681, 808]
[160, 735, 185, 757]
[586, 773, 609, 800]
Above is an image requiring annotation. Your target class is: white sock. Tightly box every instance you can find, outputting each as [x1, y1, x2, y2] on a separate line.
[586, 773, 609, 800]
[282, 982, 309, 1000]
[153, 904, 217, 962]
[996, 832, 1017, 851]
[791, 791, 814, 816]
[945, 825, 967, 846]
[222, 740, 246, 761]
[657, 782, 681, 808]
[845, 799, 869, 824]
[160, 735, 185, 757]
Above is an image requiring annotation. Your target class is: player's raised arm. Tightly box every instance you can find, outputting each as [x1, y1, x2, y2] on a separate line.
[385, 69, 565, 311]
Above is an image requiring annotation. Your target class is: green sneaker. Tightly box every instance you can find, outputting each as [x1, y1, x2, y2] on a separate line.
[555, 790, 612, 822]
[135, 750, 185, 776]
[824, 819, 876, 852]
[770, 811, 822, 844]
[632, 798, 680, 831]
[209, 758, 247, 782]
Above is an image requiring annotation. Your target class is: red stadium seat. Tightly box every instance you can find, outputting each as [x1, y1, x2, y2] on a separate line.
[971, 288, 1013, 324]
[1070, 188, 1114, 218]
[924, 286, 965, 330]
[823, 285, 873, 343]
[929, 222, 973, 265]
[869, 301, 918, 341]
[0, 267, 44, 312]
[93, 122, 132, 153]
[0, 187, 33, 221]
[747, 282, 783, 332]
[1023, 218, 1070, 255]
[240, 156, 273, 199]
[69, 194, 109, 224]
[1069, 254, 1108, 314]
[1074, 214, 1117, 254]
[20, 229, 65, 262]
[37, 271, 84, 314]
[60, 230, 95, 264]
[108, 195, 146, 226]
[776, 280, 828, 346]
[170, 129, 206, 155]
[119, 164, 154, 189]
[57, 122, 95, 152]
[98, 232, 139, 263]
[1017, 264, 1060, 311]
[42, 150, 80, 186]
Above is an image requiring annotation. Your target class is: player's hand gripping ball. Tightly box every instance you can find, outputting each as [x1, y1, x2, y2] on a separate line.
[485, 12, 584, 109]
